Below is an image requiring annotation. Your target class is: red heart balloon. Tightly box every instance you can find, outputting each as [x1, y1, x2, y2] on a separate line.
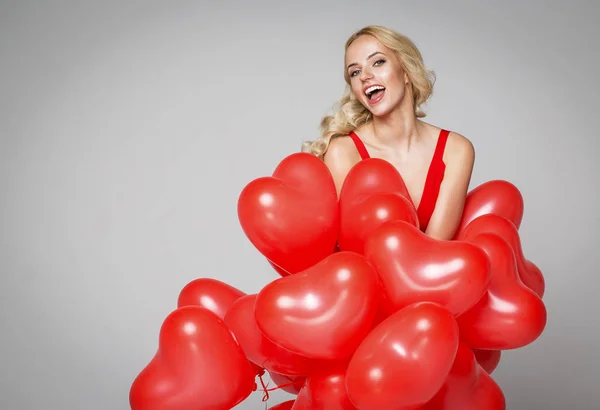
[455, 180, 524, 234]
[254, 251, 380, 360]
[345, 302, 460, 410]
[338, 158, 418, 254]
[130, 306, 256, 410]
[421, 342, 477, 409]
[177, 278, 245, 319]
[457, 214, 545, 298]
[422, 342, 506, 410]
[224, 294, 323, 377]
[177, 281, 263, 378]
[456, 233, 547, 349]
[364, 220, 491, 316]
[270, 400, 296, 410]
[525, 259, 544, 291]
[473, 349, 501, 375]
[463, 370, 506, 410]
[292, 360, 357, 410]
[237, 153, 339, 274]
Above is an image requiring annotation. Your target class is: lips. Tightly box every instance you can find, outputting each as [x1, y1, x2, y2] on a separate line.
[364, 84, 386, 104]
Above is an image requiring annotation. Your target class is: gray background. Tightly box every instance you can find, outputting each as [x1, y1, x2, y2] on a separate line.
[1, 1, 598, 409]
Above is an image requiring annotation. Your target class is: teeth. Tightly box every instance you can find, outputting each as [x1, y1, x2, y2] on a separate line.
[365, 85, 385, 96]
[365, 85, 385, 94]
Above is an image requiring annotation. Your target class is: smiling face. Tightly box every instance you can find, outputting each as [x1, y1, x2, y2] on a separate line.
[345, 35, 411, 118]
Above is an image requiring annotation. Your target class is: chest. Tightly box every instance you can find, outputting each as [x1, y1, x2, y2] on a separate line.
[385, 155, 434, 209]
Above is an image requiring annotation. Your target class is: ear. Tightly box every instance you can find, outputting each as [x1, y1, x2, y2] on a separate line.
[404, 71, 409, 85]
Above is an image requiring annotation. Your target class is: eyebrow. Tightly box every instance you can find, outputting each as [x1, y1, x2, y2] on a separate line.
[347, 51, 385, 70]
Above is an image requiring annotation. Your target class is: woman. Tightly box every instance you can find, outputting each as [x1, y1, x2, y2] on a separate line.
[302, 25, 475, 241]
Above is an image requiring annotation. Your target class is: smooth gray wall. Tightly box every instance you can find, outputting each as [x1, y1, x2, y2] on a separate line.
[1, 1, 598, 409]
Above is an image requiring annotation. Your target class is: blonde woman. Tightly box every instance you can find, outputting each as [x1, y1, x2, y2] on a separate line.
[303, 25, 475, 241]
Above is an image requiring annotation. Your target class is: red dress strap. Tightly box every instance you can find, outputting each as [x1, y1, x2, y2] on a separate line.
[348, 131, 371, 160]
[346, 128, 450, 232]
[417, 129, 450, 230]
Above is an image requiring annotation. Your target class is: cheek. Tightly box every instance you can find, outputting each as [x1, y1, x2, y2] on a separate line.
[382, 69, 404, 88]
[351, 82, 364, 99]
[384, 73, 407, 99]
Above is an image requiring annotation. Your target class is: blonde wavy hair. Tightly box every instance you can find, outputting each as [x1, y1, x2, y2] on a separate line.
[301, 25, 436, 159]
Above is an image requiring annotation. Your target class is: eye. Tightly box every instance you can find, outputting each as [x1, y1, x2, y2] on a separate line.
[350, 69, 360, 77]
[374, 59, 386, 66]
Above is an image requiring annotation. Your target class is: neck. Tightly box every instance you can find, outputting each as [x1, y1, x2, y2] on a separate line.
[370, 104, 422, 152]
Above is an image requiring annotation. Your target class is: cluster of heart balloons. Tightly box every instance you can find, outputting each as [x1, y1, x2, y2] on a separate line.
[129, 153, 547, 410]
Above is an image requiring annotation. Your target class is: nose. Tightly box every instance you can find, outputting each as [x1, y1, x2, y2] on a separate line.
[359, 66, 373, 82]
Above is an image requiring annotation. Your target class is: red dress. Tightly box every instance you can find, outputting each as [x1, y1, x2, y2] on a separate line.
[347, 129, 450, 231]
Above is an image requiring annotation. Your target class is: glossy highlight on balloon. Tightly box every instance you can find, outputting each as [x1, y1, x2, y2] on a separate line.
[224, 294, 322, 377]
[456, 179, 524, 233]
[254, 251, 381, 360]
[177, 277, 245, 319]
[129, 306, 256, 410]
[345, 302, 460, 410]
[456, 233, 547, 350]
[457, 214, 545, 298]
[364, 220, 491, 317]
[338, 158, 418, 254]
[238, 152, 339, 274]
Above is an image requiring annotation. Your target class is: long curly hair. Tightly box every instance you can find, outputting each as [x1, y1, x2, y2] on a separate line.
[302, 25, 436, 159]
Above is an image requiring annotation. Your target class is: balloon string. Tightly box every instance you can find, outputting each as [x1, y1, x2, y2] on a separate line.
[259, 373, 270, 401]
[257, 372, 298, 408]
[262, 381, 298, 401]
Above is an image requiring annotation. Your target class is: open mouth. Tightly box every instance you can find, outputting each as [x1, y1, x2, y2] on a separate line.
[365, 85, 386, 102]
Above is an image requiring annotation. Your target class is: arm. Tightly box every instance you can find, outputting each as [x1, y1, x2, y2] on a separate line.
[424, 133, 475, 240]
[323, 136, 362, 197]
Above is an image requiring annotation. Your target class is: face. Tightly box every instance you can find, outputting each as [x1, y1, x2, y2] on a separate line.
[345, 35, 410, 117]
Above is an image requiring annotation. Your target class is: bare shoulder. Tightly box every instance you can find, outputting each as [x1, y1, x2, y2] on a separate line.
[324, 135, 361, 164]
[444, 131, 475, 169]
[323, 136, 362, 195]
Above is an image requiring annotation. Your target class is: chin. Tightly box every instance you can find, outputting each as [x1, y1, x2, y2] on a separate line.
[365, 95, 404, 118]
[366, 103, 394, 118]
[370, 107, 393, 117]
